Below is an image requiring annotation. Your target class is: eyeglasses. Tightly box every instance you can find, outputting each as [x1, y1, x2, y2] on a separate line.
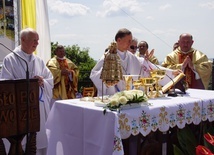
[130, 45, 138, 50]
[138, 45, 146, 49]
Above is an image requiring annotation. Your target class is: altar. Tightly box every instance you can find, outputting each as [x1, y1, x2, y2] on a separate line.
[46, 89, 214, 155]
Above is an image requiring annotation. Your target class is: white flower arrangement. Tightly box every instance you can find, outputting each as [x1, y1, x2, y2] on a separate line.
[103, 89, 148, 113]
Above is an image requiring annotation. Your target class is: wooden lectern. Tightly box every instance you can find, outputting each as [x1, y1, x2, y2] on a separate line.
[0, 79, 40, 155]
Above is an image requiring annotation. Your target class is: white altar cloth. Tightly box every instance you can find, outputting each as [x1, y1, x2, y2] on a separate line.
[46, 89, 214, 155]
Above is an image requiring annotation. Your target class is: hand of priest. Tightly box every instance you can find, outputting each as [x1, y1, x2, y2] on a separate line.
[34, 75, 44, 87]
[172, 69, 183, 76]
[61, 69, 69, 76]
[182, 57, 188, 69]
[144, 49, 154, 60]
[183, 56, 194, 70]
[187, 57, 194, 70]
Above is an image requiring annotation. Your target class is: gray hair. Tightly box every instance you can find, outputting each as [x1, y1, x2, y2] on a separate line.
[132, 37, 138, 43]
[20, 28, 37, 39]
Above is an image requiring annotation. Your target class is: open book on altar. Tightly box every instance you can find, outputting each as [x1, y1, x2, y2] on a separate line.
[161, 72, 186, 94]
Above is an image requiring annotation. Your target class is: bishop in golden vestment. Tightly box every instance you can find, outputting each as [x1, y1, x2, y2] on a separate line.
[47, 45, 79, 105]
[162, 33, 211, 89]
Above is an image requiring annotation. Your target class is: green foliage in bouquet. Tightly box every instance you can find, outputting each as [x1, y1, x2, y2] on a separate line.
[103, 90, 148, 114]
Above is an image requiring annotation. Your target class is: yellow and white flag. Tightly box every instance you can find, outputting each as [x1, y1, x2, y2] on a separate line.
[21, 0, 51, 63]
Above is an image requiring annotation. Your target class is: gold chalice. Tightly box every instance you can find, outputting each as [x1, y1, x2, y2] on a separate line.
[150, 70, 166, 97]
[150, 70, 166, 79]
[140, 78, 156, 98]
[132, 80, 142, 90]
[123, 75, 133, 90]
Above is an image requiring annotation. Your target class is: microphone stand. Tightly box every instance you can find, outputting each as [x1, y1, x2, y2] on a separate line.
[0, 43, 30, 153]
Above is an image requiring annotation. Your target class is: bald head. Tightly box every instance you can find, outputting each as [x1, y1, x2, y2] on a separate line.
[179, 33, 193, 40]
[178, 33, 194, 52]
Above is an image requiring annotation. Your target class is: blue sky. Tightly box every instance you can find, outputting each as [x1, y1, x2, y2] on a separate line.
[47, 0, 214, 62]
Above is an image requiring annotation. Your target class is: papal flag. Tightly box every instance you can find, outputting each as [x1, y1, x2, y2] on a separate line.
[20, 0, 51, 63]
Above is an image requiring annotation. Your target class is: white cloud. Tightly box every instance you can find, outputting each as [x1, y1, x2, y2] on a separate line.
[152, 29, 165, 35]
[146, 16, 154, 20]
[48, 0, 90, 17]
[159, 4, 171, 11]
[47, 0, 214, 61]
[131, 27, 144, 34]
[51, 33, 81, 45]
[199, 1, 214, 9]
[167, 28, 178, 35]
[96, 0, 143, 17]
[49, 19, 58, 26]
[54, 33, 78, 40]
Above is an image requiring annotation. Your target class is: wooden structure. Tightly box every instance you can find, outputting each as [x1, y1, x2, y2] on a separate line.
[0, 79, 40, 155]
[82, 87, 95, 97]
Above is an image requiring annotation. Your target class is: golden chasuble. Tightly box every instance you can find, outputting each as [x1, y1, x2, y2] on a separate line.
[162, 47, 211, 89]
[47, 56, 79, 99]
[57, 58, 69, 90]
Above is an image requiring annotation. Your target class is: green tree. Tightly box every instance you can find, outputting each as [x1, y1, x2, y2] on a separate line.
[51, 42, 97, 93]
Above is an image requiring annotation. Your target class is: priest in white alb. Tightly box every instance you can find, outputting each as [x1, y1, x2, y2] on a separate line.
[0, 28, 53, 155]
[90, 28, 143, 96]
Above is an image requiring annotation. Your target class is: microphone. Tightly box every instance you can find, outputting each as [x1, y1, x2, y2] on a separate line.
[0, 43, 30, 153]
